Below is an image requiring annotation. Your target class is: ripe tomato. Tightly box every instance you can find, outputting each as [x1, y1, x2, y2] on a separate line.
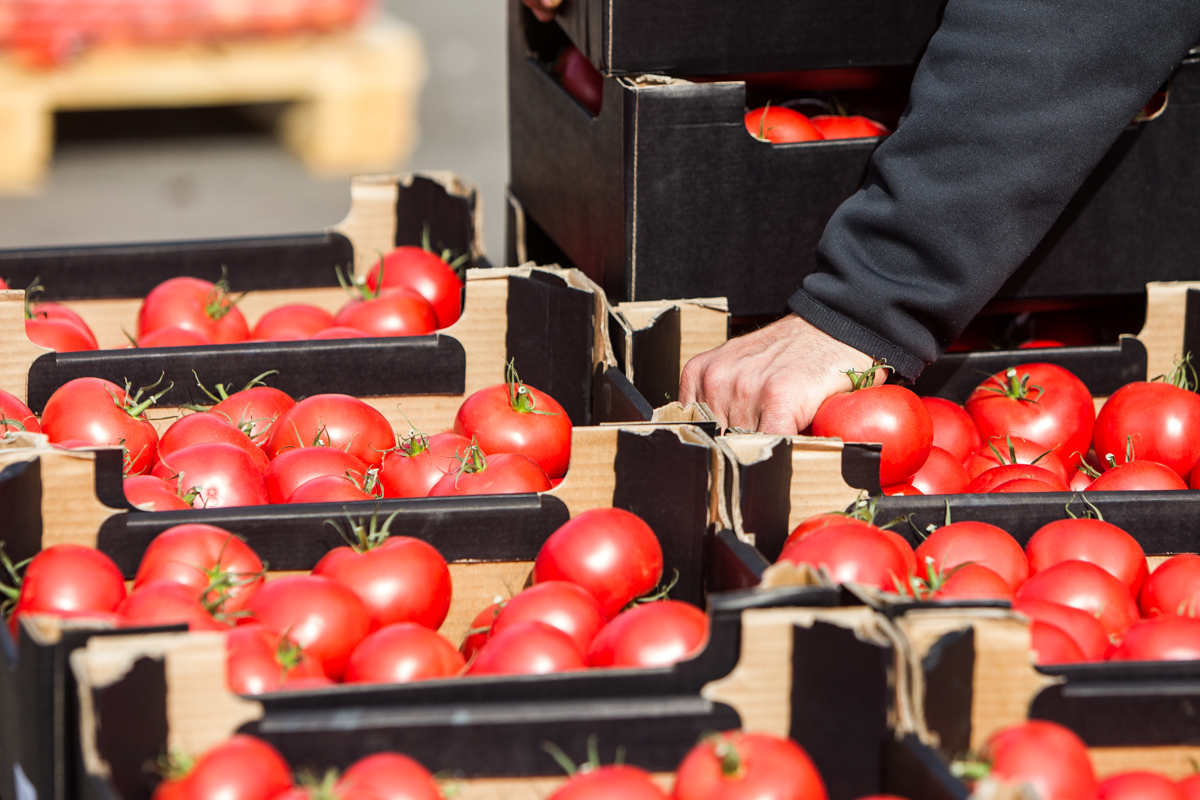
[310, 326, 369, 340]
[313, 534, 451, 630]
[966, 365, 1095, 468]
[990, 478, 1060, 493]
[246, 575, 371, 680]
[811, 382, 933, 486]
[461, 602, 500, 660]
[226, 623, 328, 695]
[1016, 560, 1139, 639]
[337, 753, 442, 800]
[153, 443, 269, 508]
[673, 730, 827, 800]
[928, 564, 1014, 602]
[1025, 518, 1147, 596]
[26, 317, 98, 352]
[555, 45, 604, 115]
[882, 483, 922, 496]
[123, 475, 192, 511]
[587, 600, 708, 668]
[428, 448, 552, 496]
[914, 521, 1028, 591]
[1013, 598, 1109, 660]
[183, 736, 293, 800]
[138, 327, 214, 348]
[41, 377, 161, 474]
[134, 523, 265, 614]
[265, 394, 395, 468]
[1140, 555, 1200, 617]
[366, 246, 465, 329]
[286, 474, 374, 503]
[466, 619, 585, 676]
[343, 622, 465, 683]
[1029, 621, 1086, 665]
[1108, 616, 1200, 662]
[550, 766, 667, 800]
[210, 386, 295, 452]
[922, 397, 981, 463]
[533, 508, 664, 619]
[116, 580, 227, 632]
[28, 301, 96, 345]
[963, 435, 1069, 482]
[264, 446, 368, 504]
[250, 304, 333, 341]
[777, 525, 908, 592]
[880, 530, 919, 578]
[785, 513, 877, 547]
[963, 464, 1070, 493]
[454, 374, 572, 479]
[138, 276, 249, 343]
[0, 388, 40, 434]
[379, 432, 472, 498]
[744, 106, 823, 143]
[1180, 776, 1200, 800]
[12, 545, 126, 630]
[1097, 772, 1185, 800]
[810, 115, 888, 139]
[159, 412, 270, 474]
[334, 288, 437, 337]
[1094, 378, 1200, 479]
[908, 446, 969, 495]
[492, 581, 605, 654]
[1085, 459, 1188, 491]
[980, 721, 1096, 800]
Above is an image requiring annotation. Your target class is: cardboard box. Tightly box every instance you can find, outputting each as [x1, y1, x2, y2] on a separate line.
[510, 2, 1200, 317]
[609, 298, 729, 407]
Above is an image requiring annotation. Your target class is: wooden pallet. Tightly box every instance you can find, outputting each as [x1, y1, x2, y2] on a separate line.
[0, 15, 426, 190]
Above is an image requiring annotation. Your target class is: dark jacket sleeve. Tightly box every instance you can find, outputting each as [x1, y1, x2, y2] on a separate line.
[789, 0, 1200, 381]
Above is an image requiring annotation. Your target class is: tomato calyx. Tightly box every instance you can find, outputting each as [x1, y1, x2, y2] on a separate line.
[197, 536, 267, 618]
[21, 276, 46, 321]
[842, 360, 890, 392]
[505, 360, 557, 416]
[187, 369, 279, 411]
[110, 375, 173, 420]
[202, 267, 247, 323]
[703, 733, 748, 779]
[153, 750, 195, 783]
[296, 768, 341, 800]
[0, 543, 30, 619]
[272, 626, 311, 679]
[901, 557, 969, 600]
[987, 433, 1054, 468]
[0, 416, 30, 433]
[980, 367, 1043, 404]
[325, 507, 402, 554]
[628, 569, 681, 610]
[948, 754, 991, 783]
[419, 224, 472, 278]
[542, 735, 624, 777]
[1152, 352, 1199, 391]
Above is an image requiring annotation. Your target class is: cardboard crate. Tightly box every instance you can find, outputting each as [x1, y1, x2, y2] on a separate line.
[608, 298, 728, 407]
[509, 1, 1200, 317]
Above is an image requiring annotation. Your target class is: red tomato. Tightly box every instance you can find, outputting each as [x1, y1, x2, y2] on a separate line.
[1108, 616, 1200, 662]
[159, 412, 270, 474]
[1094, 380, 1200, 478]
[286, 474, 374, 503]
[26, 318, 98, 352]
[963, 463, 1070, 493]
[138, 326, 214, 348]
[466, 619, 585, 676]
[123, 475, 192, 511]
[366, 247, 465, 329]
[1098, 773, 1185, 800]
[0, 388, 40, 434]
[980, 721, 1097, 800]
[461, 602, 500, 660]
[990, 478, 1060, 493]
[245, 575, 372, 680]
[550, 766, 667, 800]
[963, 435, 1070, 482]
[313, 535, 451, 630]
[908, 446, 969, 495]
[586, 600, 708, 668]
[226, 624, 328, 695]
[264, 446, 368, 504]
[673, 730, 826, 800]
[28, 302, 95, 344]
[1085, 459, 1188, 491]
[1019, 339, 1067, 349]
[12, 545, 126, 629]
[1179, 776, 1200, 800]
[152, 443, 269, 508]
[138, 276, 249, 343]
[428, 449, 552, 496]
[453, 379, 572, 480]
[337, 753, 442, 800]
[1029, 620, 1086, 665]
[134, 523, 265, 615]
[379, 432, 472, 498]
[183, 736, 293, 800]
[41, 377, 161, 474]
[492, 581, 605, 654]
[778, 525, 908, 592]
[210, 386, 296, 452]
[555, 45, 603, 116]
[966, 365, 1095, 468]
[116, 580, 228, 632]
[533, 508, 664, 619]
[810, 114, 888, 139]
[812, 383, 933, 486]
[922, 397, 981, 463]
[310, 326, 370, 340]
[882, 483, 922, 496]
[785, 514, 877, 547]
[915, 521, 1029, 591]
[1013, 599, 1109, 661]
[265, 394, 395, 468]
[251, 304, 333, 341]
[334, 288, 437, 337]
[929, 564, 1015, 602]
[343, 622, 465, 683]
[744, 106, 823, 143]
[1016, 560, 1139, 640]
[880, 530, 919, 578]
[1141, 555, 1200, 617]
[1025, 518, 1147, 596]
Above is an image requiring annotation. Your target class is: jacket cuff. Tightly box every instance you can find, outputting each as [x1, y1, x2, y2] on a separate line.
[788, 290, 927, 382]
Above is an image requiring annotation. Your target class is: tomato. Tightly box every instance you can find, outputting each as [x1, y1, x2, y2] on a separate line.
[26, 317, 97, 352]
[1108, 616, 1200, 662]
[1098, 773, 1185, 800]
[1016, 561, 1139, 640]
[123, 474, 192, 511]
[159, 412, 270, 474]
[1140, 555, 1200, 617]
[153, 443, 269, 508]
[586, 600, 708, 668]
[810, 115, 888, 139]
[28, 301, 95, 344]
[134, 523, 265, 615]
[380, 432, 472, 498]
[928, 564, 1014, 602]
[117, 580, 227, 632]
[343, 622, 465, 683]
[1026, 518, 1147, 596]
[310, 326, 369, 340]
[41, 377, 161, 474]
[286, 474, 374, 503]
[1179, 776, 1200, 800]
[908, 446, 969, 495]
[1029, 621, 1086, 665]
[337, 753, 442, 800]
[334, 287, 437, 337]
[245, 575, 371, 679]
[963, 435, 1069, 482]
[786, 514, 877, 547]
[12, 545, 126, 633]
[182, 736, 293, 800]
[138, 276, 249, 343]
[555, 45, 603, 116]
[1013, 599, 1109, 660]
[226, 623, 328, 695]
[882, 483, 922, 496]
[138, 326, 214, 348]
[533, 508, 664, 619]
[492, 581, 604, 654]
[265, 394, 395, 468]
[1085, 459, 1188, 491]
[550, 766, 667, 800]
[980, 721, 1096, 800]
[454, 375, 572, 480]
[466, 619, 585, 676]
[428, 449, 552, 496]
[778, 525, 908, 592]
[251, 304, 333, 341]
[744, 106, 823, 143]
[313, 534, 451, 630]
[1094, 379, 1200, 479]
[210, 386, 295, 452]
[966, 365, 1095, 468]
[461, 602, 500, 660]
[963, 464, 1070, 493]
[923, 398, 981, 462]
[914, 521, 1028, 591]
[811, 382, 933, 486]
[673, 730, 826, 800]
[991, 478, 1061, 493]
[1019, 339, 1067, 349]
[366, 246, 465, 329]
[880, 530, 919, 578]
[264, 446, 368, 504]
[0, 388, 40, 434]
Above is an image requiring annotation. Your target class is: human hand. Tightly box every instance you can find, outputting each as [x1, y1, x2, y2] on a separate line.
[678, 314, 878, 434]
[521, 0, 561, 22]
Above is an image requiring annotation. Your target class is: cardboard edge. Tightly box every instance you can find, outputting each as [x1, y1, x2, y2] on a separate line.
[1136, 281, 1200, 381]
[330, 173, 401, 278]
[0, 289, 55, 400]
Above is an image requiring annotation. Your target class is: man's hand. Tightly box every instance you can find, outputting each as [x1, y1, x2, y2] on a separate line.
[521, 0, 561, 22]
[679, 314, 877, 435]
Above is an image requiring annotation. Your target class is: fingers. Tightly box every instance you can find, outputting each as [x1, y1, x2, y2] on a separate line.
[678, 354, 703, 405]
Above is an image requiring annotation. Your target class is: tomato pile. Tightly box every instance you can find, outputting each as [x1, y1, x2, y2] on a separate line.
[811, 359, 1200, 494]
[744, 105, 889, 143]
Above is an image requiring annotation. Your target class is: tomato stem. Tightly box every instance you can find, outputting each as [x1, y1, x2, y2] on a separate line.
[202, 267, 247, 322]
[980, 368, 1043, 404]
[504, 359, 557, 416]
[710, 737, 745, 779]
[324, 506, 402, 553]
[842, 360, 889, 392]
[1155, 352, 1199, 391]
[153, 751, 196, 782]
[541, 741, 579, 776]
[21, 276, 44, 321]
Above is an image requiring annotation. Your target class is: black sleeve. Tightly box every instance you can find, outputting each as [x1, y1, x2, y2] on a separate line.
[788, 0, 1200, 381]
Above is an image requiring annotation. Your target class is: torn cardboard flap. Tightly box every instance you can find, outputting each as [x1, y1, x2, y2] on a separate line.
[0, 431, 50, 451]
[20, 612, 115, 648]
